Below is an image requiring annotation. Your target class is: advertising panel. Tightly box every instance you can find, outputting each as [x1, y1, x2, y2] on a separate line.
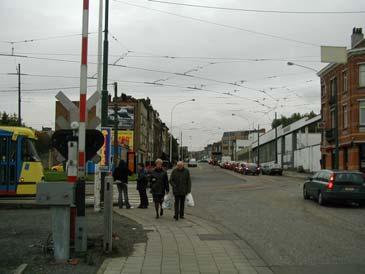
[111, 130, 134, 150]
[99, 127, 112, 172]
[107, 105, 134, 129]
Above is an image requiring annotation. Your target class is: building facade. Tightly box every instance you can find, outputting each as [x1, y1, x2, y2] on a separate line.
[319, 27, 365, 172]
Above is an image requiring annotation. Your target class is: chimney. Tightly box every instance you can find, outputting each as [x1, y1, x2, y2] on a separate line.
[351, 27, 363, 48]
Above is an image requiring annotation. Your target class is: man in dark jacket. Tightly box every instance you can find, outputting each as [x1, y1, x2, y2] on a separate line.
[170, 161, 191, 220]
[150, 158, 169, 218]
[137, 163, 149, 208]
[113, 160, 132, 209]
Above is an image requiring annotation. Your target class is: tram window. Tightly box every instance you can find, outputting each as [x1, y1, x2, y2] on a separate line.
[22, 139, 40, 162]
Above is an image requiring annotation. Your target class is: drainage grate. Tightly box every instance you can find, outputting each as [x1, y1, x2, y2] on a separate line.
[198, 234, 238, 241]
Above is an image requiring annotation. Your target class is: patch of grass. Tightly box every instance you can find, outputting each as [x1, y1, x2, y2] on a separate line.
[44, 170, 136, 182]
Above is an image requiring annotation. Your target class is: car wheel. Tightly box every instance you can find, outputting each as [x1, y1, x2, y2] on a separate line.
[318, 192, 326, 206]
[303, 186, 309, 200]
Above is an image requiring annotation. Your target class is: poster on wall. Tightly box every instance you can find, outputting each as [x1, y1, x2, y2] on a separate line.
[111, 130, 134, 150]
[107, 105, 134, 129]
[99, 127, 112, 172]
[128, 151, 136, 174]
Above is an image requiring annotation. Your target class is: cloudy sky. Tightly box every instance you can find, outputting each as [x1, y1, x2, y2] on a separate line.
[1, 0, 365, 150]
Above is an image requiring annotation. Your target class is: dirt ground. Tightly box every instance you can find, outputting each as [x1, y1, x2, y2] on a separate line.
[0, 207, 147, 274]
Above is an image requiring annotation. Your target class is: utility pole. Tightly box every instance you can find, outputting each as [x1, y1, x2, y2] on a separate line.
[113, 82, 119, 166]
[180, 131, 182, 161]
[275, 112, 278, 164]
[257, 124, 260, 165]
[334, 84, 339, 170]
[94, 0, 103, 213]
[17, 64, 21, 126]
[101, 0, 110, 202]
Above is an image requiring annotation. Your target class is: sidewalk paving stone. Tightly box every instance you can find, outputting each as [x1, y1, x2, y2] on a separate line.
[97, 191, 273, 274]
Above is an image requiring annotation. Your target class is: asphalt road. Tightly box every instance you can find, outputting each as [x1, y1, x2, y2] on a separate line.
[189, 164, 365, 274]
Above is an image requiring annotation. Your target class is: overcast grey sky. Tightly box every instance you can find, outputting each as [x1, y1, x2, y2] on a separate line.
[1, 0, 365, 150]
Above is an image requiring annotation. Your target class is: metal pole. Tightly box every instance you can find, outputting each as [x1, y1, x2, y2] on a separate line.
[275, 112, 278, 164]
[94, 0, 104, 213]
[75, 0, 90, 253]
[101, 0, 110, 202]
[18, 64, 21, 126]
[170, 111, 173, 163]
[113, 82, 119, 165]
[334, 88, 339, 170]
[103, 176, 113, 253]
[257, 125, 260, 165]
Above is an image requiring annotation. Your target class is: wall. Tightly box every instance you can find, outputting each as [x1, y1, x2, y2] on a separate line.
[294, 144, 321, 172]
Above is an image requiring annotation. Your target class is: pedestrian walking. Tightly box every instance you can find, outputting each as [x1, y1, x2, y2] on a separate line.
[170, 161, 191, 221]
[150, 158, 169, 218]
[137, 163, 149, 209]
[113, 159, 132, 209]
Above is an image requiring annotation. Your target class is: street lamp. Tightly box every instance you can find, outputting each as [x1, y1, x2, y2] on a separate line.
[287, 62, 319, 73]
[287, 61, 341, 169]
[170, 99, 195, 163]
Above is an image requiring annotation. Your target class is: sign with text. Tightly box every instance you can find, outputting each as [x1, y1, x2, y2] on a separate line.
[321, 46, 347, 64]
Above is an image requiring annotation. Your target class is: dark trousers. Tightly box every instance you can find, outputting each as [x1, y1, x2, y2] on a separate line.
[117, 182, 130, 208]
[138, 189, 149, 207]
[174, 195, 186, 219]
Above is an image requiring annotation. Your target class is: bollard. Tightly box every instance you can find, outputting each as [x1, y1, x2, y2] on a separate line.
[36, 182, 74, 261]
[75, 179, 87, 253]
[52, 206, 70, 260]
[103, 176, 113, 253]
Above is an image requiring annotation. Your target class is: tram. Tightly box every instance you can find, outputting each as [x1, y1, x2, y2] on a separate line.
[0, 126, 44, 196]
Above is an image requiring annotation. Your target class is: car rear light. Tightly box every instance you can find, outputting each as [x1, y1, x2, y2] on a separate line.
[327, 174, 335, 189]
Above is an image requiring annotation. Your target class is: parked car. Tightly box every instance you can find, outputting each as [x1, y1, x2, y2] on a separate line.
[188, 158, 198, 167]
[261, 163, 283, 175]
[303, 170, 365, 206]
[243, 163, 260, 175]
[51, 164, 64, 172]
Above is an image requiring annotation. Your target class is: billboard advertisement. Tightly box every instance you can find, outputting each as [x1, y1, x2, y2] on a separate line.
[111, 130, 134, 150]
[108, 105, 134, 129]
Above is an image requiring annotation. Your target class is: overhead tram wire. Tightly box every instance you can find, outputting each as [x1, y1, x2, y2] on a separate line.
[0, 53, 273, 97]
[112, 0, 320, 47]
[10, 51, 319, 63]
[147, 0, 365, 14]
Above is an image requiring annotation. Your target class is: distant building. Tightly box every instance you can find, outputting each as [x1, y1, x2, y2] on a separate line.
[221, 129, 265, 158]
[318, 27, 365, 171]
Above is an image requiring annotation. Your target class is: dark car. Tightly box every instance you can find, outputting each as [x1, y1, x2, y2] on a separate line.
[243, 163, 260, 175]
[261, 163, 283, 175]
[303, 170, 365, 206]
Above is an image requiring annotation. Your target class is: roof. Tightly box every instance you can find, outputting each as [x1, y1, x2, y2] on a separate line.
[0, 126, 37, 140]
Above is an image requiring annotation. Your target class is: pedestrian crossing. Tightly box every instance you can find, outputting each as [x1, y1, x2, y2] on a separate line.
[86, 182, 153, 208]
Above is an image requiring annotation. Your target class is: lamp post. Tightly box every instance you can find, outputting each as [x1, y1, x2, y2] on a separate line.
[170, 99, 195, 164]
[286, 62, 339, 169]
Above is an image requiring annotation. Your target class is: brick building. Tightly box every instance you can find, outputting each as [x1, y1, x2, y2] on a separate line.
[319, 27, 365, 172]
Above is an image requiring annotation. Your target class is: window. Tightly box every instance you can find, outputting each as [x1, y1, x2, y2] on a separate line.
[321, 83, 326, 97]
[22, 138, 40, 162]
[359, 64, 365, 87]
[359, 101, 365, 126]
[343, 105, 348, 129]
[343, 71, 348, 93]
[330, 77, 337, 98]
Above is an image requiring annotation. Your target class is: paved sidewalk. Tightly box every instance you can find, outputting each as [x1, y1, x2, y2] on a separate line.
[97, 206, 273, 274]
